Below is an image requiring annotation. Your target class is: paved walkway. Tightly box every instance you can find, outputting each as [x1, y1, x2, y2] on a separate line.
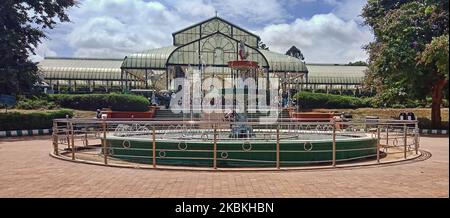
[0, 135, 448, 197]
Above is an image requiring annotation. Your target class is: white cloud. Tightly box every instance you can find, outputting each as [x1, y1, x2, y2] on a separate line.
[171, 0, 216, 18]
[30, 41, 58, 62]
[56, 0, 287, 58]
[258, 13, 373, 63]
[331, 0, 366, 22]
[210, 0, 287, 23]
[167, 0, 286, 24]
[63, 0, 193, 58]
[36, 0, 372, 63]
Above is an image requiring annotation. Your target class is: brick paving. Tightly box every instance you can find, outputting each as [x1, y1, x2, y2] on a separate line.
[0, 135, 448, 197]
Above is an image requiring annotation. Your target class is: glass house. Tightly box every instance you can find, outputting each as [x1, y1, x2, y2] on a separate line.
[119, 17, 308, 93]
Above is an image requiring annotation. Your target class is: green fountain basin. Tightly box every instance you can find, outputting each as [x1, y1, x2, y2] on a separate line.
[105, 130, 377, 167]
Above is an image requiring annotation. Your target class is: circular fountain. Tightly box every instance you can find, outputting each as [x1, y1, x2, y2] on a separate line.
[105, 122, 377, 167]
[103, 43, 378, 167]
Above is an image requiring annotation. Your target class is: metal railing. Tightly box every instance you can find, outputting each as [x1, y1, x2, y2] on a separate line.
[51, 117, 420, 170]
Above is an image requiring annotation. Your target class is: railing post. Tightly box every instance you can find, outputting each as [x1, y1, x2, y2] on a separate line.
[70, 121, 75, 160]
[53, 121, 59, 155]
[65, 115, 70, 150]
[102, 118, 108, 165]
[276, 125, 280, 169]
[152, 126, 156, 168]
[332, 120, 336, 167]
[415, 121, 419, 155]
[377, 124, 380, 163]
[213, 124, 217, 169]
[84, 132, 88, 147]
[386, 124, 389, 146]
[403, 124, 407, 159]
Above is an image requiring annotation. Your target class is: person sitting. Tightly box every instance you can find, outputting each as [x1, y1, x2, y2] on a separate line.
[96, 109, 102, 119]
[407, 112, 416, 120]
[399, 112, 407, 120]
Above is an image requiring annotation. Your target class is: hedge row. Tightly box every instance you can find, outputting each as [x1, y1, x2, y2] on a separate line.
[0, 109, 74, 131]
[294, 92, 370, 109]
[15, 97, 60, 110]
[48, 93, 150, 111]
[417, 118, 449, 130]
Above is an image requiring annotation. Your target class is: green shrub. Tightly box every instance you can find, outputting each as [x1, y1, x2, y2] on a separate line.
[443, 98, 449, 108]
[15, 97, 59, 110]
[391, 104, 406, 109]
[417, 118, 449, 130]
[294, 92, 370, 109]
[0, 109, 74, 131]
[48, 93, 150, 111]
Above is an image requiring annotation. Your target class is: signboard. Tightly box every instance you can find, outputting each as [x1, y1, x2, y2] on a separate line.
[0, 94, 16, 107]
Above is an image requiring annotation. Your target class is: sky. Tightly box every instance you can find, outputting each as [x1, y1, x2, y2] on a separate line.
[32, 0, 373, 64]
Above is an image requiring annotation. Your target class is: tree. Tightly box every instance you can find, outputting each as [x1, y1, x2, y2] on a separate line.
[348, 61, 367, 66]
[362, 0, 449, 128]
[258, 41, 269, 50]
[0, 0, 76, 95]
[285, 46, 304, 60]
[418, 34, 449, 127]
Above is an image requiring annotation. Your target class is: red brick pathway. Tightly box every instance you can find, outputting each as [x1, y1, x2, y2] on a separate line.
[0, 135, 448, 197]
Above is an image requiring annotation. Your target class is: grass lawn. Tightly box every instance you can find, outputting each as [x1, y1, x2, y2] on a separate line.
[312, 107, 449, 121]
[5, 109, 96, 118]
